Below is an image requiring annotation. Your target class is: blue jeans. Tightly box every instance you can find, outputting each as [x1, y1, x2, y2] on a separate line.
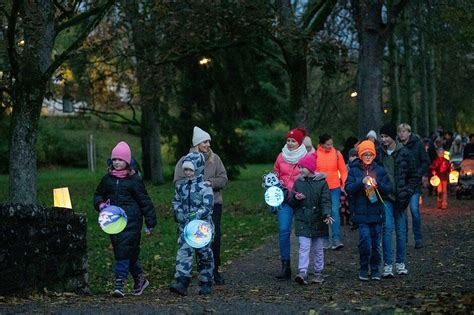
[330, 188, 341, 242]
[407, 193, 423, 245]
[382, 201, 407, 265]
[278, 202, 294, 261]
[114, 259, 144, 279]
[358, 223, 382, 272]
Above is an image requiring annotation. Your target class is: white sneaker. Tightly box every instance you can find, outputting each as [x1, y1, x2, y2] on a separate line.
[382, 265, 394, 278]
[395, 263, 408, 275]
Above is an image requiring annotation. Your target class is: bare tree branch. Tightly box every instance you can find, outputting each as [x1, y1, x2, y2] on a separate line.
[55, 1, 112, 34]
[45, 0, 116, 80]
[79, 107, 141, 126]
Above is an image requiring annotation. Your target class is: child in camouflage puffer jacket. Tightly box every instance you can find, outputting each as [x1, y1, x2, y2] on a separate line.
[169, 152, 215, 296]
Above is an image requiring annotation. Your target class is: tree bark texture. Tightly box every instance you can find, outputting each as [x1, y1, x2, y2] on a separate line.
[403, 22, 417, 133]
[417, 13, 430, 137]
[388, 29, 402, 126]
[352, 0, 385, 138]
[9, 2, 55, 204]
[427, 47, 438, 134]
[124, 1, 164, 184]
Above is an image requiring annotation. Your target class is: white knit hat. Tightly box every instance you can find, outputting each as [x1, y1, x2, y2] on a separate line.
[182, 160, 195, 171]
[192, 126, 211, 146]
[366, 130, 377, 140]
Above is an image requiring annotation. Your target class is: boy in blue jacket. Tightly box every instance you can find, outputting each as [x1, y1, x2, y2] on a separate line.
[345, 140, 392, 281]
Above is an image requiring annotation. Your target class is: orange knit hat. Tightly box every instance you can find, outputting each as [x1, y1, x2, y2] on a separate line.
[357, 140, 376, 159]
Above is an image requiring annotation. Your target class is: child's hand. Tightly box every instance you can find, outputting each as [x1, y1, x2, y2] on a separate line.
[187, 212, 197, 220]
[324, 215, 335, 225]
[99, 199, 110, 211]
[295, 192, 306, 200]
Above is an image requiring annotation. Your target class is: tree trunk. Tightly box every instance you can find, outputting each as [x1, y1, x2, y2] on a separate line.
[283, 39, 309, 128]
[403, 22, 417, 133]
[124, 1, 164, 184]
[418, 12, 430, 137]
[427, 46, 438, 134]
[352, 0, 385, 138]
[9, 2, 54, 204]
[388, 29, 402, 126]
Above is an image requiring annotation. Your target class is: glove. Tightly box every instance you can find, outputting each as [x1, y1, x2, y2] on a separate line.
[99, 199, 110, 211]
[187, 212, 197, 220]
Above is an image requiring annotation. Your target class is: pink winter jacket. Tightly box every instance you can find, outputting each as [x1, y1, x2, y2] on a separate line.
[273, 153, 300, 192]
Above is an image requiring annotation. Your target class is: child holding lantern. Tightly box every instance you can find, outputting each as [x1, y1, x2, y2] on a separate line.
[345, 140, 392, 281]
[430, 147, 451, 209]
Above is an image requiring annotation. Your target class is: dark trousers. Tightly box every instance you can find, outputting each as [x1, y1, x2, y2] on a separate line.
[114, 258, 143, 279]
[211, 203, 222, 268]
[358, 223, 382, 273]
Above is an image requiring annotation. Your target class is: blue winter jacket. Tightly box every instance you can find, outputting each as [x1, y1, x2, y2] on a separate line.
[345, 160, 392, 224]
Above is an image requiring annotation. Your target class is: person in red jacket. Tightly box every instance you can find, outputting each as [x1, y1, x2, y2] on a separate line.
[315, 134, 348, 250]
[273, 127, 308, 280]
[430, 147, 451, 209]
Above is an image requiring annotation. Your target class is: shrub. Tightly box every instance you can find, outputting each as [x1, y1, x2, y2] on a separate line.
[243, 128, 285, 163]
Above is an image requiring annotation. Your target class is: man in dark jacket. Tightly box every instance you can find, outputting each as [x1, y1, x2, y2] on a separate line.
[377, 123, 418, 278]
[398, 123, 430, 249]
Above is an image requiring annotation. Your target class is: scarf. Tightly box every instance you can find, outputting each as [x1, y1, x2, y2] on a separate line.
[110, 168, 135, 178]
[282, 143, 307, 164]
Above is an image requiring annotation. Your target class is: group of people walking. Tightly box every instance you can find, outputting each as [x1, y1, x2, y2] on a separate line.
[273, 123, 428, 284]
[93, 121, 432, 297]
[94, 126, 228, 297]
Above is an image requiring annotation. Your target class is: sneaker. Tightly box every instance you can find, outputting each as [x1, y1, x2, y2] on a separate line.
[169, 277, 190, 296]
[382, 265, 394, 278]
[311, 273, 324, 284]
[331, 240, 344, 250]
[395, 263, 408, 275]
[132, 273, 149, 296]
[294, 272, 308, 285]
[112, 277, 125, 298]
[359, 270, 369, 281]
[371, 270, 381, 281]
[323, 239, 331, 249]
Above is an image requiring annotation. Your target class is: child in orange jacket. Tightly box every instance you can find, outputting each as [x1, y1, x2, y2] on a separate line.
[430, 148, 451, 209]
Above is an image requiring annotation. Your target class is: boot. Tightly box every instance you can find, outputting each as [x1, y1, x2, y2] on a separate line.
[198, 281, 212, 295]
[112, 277, 125, 298]
[132, 273, 149, 296]
[169, 277, 190, 296]
[213, 269, 225, 285]
[275, 260, 291, 280]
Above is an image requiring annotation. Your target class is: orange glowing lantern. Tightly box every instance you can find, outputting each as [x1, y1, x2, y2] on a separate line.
[449, 170, 459, 184]
[430, 175, 441, 187]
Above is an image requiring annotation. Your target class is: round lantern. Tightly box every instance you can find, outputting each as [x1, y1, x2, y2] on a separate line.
[183, 220, 213, 248]
[430, 175, 441, 187]
[98, 206, 128, 234]
[264, 186, 285, 207]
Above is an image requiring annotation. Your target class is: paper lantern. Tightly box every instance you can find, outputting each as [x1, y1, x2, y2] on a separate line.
[449, 170, 459, 184]
[53, 187, 72, 209]
[183, 220, 213, 248]
[264, 186, 285, 207]
[98, 206, 128, 234]
[430, 175, 441, 187]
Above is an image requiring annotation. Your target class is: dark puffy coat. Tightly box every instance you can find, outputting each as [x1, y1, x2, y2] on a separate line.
[288, 173, 331, 238]
[94, 173, 157, 260]
[402, 134, 430, 192]
[345, 160, 392, 224]
[376, 143, 419, 211]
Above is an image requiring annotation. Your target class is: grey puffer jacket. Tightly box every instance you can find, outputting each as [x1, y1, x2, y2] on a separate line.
[288, 173, 331, 238]
[174, 148, 228, 204]
[172, 152, 214, 235]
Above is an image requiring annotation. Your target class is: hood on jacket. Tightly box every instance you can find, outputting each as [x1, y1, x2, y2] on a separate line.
[182, 152, 206, 177]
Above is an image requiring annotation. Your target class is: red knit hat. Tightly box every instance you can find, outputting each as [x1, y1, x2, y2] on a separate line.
[298, 153, 317, 173]
[287, 128, 306, 146]
[111, 141, 132, 165]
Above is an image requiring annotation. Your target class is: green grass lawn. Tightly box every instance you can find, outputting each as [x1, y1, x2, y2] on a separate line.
[0, 164, 276, 294]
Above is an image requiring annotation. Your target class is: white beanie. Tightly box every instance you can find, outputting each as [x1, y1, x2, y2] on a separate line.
[366, 130, 377, 140]
[182, 160, 195, 171]
[192, 126, 211, 146]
